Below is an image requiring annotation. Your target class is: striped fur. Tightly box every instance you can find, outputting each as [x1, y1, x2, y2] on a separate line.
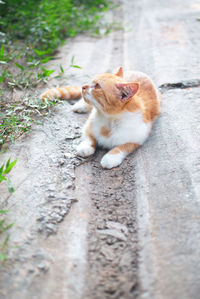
[40, 86, 82, 101]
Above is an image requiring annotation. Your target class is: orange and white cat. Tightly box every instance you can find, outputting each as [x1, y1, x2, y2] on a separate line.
[40, 67, 160, 169]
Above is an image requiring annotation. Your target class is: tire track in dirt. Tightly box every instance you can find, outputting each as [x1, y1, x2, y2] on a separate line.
[82, 152, 139, 299]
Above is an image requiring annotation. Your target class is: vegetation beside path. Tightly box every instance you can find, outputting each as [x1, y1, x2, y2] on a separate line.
[0, 0, 112, 149]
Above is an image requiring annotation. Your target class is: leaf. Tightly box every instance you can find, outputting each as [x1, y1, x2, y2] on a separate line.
[0, 175, 7, 182]
[41, 57, 51, 64]
[71, 55, 74, 65]
[1, 235, 9, 249]
[0, 210, 8, 214]
[0, 69, 7, 83]
[3, 159, 17, 174]
[7, 178, 14, 193]
[15, 63, 25, 71]
[0, 253, 7, 262]
[34, 48, 52, 57]
[71, 65, 82, 69]
[5, 158, 10, 169]
[0, 44, 4, 60]
[59, 64, 64, 73]
[41, 68, 55, 77]
[27, 61, 40, 68]
[70, 55, 82, 69]
[0, 164, 4, 175]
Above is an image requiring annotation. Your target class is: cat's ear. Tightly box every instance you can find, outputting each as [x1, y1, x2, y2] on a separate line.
[115, 67, 123, 78]
[116, 83, 139, 102]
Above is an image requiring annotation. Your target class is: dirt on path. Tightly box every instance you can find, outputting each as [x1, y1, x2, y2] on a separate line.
[1, 0, 200, 298]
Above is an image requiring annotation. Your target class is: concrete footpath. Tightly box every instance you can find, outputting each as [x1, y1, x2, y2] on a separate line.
[0, 0, 200, 298]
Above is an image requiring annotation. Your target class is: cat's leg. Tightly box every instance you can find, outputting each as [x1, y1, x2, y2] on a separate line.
[101, 143, 139, 169]
[76, 120, 96, 157]
[72, 98, 92, 114]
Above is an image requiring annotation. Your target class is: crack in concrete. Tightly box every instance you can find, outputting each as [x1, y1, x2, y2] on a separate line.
[159, 79, 200, 92]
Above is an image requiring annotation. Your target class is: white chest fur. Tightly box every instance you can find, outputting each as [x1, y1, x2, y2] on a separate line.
[87, 108, 151, 149]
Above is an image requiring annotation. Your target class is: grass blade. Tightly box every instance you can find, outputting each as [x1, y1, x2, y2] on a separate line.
[0, 69, 7, 83]
[0, 175, 7, 182]
[0, 44, 4, 60]
[7, 178, 14, 193]
[15, 63, 25, 71]
[3, 159, 17, 174]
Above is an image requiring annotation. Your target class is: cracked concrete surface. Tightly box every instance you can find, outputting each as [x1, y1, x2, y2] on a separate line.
[0, 0, 200, 298]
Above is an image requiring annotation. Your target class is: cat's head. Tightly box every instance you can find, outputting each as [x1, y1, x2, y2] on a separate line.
[82, 67, 139, 114]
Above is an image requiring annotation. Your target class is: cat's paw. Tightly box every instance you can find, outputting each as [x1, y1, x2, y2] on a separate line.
[76, 141, 95, 157]
[101, 152, 124, 169]
[72, 100, 88, 114]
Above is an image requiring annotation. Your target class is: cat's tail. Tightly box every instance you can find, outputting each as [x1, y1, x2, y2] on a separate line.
[40, 86, 82, 101]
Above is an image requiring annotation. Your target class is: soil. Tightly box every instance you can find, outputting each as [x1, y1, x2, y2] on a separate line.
[82, 154, 139, 299]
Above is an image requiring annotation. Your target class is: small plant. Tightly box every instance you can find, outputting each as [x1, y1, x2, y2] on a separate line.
[0, 158, 17, 263]
[70, 55, 82, 69]
[37, 67, 55, 82]
[0, 211, 13, 263]
[0, 0, 113, 148]
[0, 158, 17, 193]
[0, 95, 63, 148]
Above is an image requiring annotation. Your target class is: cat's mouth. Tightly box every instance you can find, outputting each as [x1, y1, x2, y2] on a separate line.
[83, 89, 103, 111]
[82, 85, 90, 102]
[82, 89, 91, 104]
[83, 92, 94, 105]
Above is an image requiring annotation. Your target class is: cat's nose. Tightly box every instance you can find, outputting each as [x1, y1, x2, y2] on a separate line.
[82, 84, 89, 91]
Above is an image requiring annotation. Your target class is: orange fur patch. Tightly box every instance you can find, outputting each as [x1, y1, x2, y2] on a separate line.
[40, 86, 82, 101]
[132, 77, 160, 122]
[57, 87, 69, 100]
[110, 143, 140, 154]
[85, 122, 96, 149]
[65, 86, 82, 99]
[115, 66, 123, 77]
[100, 126, 111, 138]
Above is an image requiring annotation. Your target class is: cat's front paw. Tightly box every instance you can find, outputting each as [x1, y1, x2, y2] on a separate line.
[76, 141, 95, 157]
[101, 152, 124, 169]
[72, 99, 88, 114]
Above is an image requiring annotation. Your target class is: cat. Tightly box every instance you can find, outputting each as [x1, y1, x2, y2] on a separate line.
[40, 67, 161, 169]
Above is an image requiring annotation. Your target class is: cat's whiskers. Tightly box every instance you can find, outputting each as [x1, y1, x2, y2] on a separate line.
[84, 90, 103, 112]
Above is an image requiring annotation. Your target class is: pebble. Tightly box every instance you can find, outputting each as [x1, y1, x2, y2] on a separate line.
[37, 263, 49, 272]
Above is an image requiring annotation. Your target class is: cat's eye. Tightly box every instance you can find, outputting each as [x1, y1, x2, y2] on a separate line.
[94, 83, 101, 89]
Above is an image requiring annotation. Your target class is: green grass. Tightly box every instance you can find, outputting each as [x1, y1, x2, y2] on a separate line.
[0, 0, 111, 90]
[0, 95, 63, 146]
[0, 0, 110, 50]
[0, 218, 13, 263]
[0, 0, 112, 149]
[0, 158, 17, 264]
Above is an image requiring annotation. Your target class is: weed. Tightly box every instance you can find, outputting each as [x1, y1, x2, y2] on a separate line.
[0, 158, 17, 263]
[0, 0, 113, 147]
[70, 55, 82, 69]
[0, 157, 17, 192]
[0, 94, 63, 148]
